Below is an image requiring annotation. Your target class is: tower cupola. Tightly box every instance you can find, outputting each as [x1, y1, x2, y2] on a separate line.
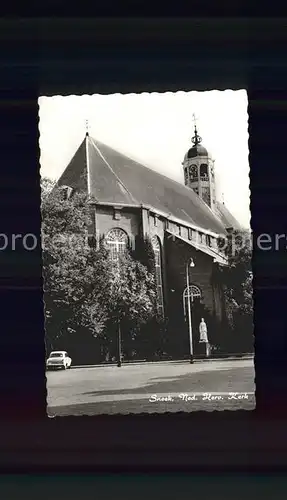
[182, 114, 216, 210]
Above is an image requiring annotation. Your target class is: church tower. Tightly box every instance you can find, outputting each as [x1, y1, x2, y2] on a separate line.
[182, 115, 216, 211]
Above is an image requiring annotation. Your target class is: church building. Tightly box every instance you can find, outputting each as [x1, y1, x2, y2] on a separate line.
[57, 121, 241, 357]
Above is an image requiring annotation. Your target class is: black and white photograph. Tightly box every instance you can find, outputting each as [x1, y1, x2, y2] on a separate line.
[39, 90, 254, 416]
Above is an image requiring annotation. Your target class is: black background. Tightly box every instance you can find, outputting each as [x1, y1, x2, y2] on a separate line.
[0, 16, 287, 476]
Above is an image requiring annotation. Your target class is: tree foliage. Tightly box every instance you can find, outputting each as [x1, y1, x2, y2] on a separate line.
[41, 178, 105, 340]
[101, 253, 156, 324]
[41, 179, 156, 355]
[218, 229, 253, 351]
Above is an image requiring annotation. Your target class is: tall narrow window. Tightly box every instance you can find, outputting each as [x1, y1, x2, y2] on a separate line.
[200, 163, 209, 181]
[190, 164, 198, 182]
[105, 228, 128, 261]
[151, 236, 164, 317]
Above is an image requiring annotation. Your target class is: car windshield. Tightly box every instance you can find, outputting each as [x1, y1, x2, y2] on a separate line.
[50, 352, 64, 358]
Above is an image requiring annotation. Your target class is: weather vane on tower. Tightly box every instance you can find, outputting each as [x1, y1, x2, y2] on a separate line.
[191, 113, 202, 146]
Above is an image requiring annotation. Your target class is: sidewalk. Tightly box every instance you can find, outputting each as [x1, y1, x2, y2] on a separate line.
[70, 354, 253, 370]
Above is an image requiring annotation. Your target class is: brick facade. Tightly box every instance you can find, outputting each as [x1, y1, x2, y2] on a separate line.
[165, 236, 215, 314]
[94, 205, 140, 251]
[92, 204, 225, 354]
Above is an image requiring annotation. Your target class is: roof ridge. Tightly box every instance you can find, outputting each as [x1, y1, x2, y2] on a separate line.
[91, 137, 184, 185]
[89, 138, 139, 205]
[90, 137, 217, 209]
[67, 135, 227, 234]
[56, 137, 88, 189]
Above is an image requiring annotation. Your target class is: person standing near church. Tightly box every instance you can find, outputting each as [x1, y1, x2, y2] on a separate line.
[199, 318, 210, 358]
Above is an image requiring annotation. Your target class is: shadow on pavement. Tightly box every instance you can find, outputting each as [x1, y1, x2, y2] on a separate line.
[80, 366, 254, 397]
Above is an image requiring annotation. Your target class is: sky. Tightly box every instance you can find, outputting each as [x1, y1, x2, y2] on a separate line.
[39, 90, 250, 228]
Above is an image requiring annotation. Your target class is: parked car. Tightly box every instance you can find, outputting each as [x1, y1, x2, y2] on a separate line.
[46, 351, 72, 370]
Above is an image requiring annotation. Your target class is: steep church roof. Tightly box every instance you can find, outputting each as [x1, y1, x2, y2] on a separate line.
[216, 202, 242, 231]
[57, 134, 227, 235]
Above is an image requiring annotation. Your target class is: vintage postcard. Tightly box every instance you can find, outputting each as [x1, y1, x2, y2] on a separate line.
[39, 90, 254, 416]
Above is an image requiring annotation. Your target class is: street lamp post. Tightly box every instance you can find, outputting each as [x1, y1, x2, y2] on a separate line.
[186, 257, 195, 364]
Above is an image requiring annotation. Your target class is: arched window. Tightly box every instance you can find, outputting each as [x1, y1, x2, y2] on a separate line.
[189, 164, 198, 182]
[183, 285, 202, 318]
[105, 228, 128, 261]
[151, 236, 164, 316]
[190, 285, 201, 301]
[200, 163, 209, 181]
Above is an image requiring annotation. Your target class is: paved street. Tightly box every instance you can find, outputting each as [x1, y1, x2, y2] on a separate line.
[47, 358, 255, 416]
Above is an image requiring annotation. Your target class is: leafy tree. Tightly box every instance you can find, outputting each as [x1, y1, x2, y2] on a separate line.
[218, 229, 253, 351]
[41, 179, 157, 362]
[98, 251, 156, 364]
[41, 176, 56, 199]
[102, 253, 155, 323]
[41, 178, 108, 346]
[132, 235, 156, 274]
